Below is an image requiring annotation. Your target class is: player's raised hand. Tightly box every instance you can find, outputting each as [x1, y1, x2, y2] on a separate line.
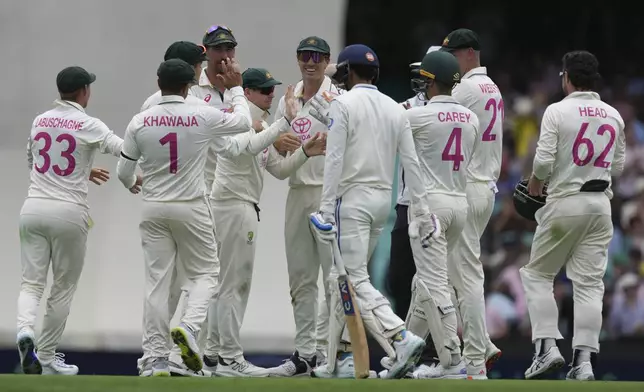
[216, 58, 243, 89]
[284, 85, 299, 122]
[129, 175, 143, 195]
[309, 94, 332, 127]
[274, 133, 301, 154]
[89, 167, 110, 185]
[303, 132, 326, 157]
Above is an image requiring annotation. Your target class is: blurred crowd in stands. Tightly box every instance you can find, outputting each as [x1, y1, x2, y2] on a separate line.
[478, 57, 644, 341]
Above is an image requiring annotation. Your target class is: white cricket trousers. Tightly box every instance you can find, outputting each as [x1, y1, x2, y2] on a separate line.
[447, 182, 495, 364]
[285, 185, 333, 359]
[140, 198, 219, 361]
[335, 186, 404, 336]
[17, 198, 90, 364]
[205, 199, 258, 362]
[520, 193, 612, 352]
[412, 194, 467, 350]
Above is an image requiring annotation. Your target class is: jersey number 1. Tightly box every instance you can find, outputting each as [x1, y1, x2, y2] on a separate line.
[572, 122, 616, 168]
[160, 132, 178, 174]
[442, 127, 464, 171]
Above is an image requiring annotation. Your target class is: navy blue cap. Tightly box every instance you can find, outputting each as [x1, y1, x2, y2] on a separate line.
[337, 44, 379, 67]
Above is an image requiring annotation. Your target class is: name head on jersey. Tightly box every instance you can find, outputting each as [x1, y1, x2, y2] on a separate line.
[157, 59, 196, 98]
[561, 50, 600, 95]
[56, 66, 96, 108]
[335, 44, 379, 90]
[414, 51, 460, 99]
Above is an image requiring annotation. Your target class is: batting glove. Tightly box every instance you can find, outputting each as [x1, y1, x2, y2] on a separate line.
[309, 211, 337, 243]
[308, 93, 333, 128]
[408, 205, 441, 248]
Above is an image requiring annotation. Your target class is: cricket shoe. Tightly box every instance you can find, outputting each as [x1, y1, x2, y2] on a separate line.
[485, 344, 502, 371]
[384, 330, 426, 379]
[215, 356, 269, 377]
[566, 362, 595, 381]
[311, 352, 377, 378]
[267, 351, 316, 377]
[202, 354, 219, 373]
[41, 353, 79, 375]
[412, 360, 467, 379]
[17, 330, 41, 375]
[151, 358, 171, 377]
[169, 360, 213, 377]
[525, 346, 565, 379]
[466, 361, 488, 380]
[379, 356, 414, 378]
[171, 324, 203, 372]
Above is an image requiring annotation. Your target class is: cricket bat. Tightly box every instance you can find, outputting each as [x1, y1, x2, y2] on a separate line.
[330, 237, 370, 379]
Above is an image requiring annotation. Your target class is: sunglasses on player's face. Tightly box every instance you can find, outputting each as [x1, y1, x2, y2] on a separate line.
[298, 51, 328, 64]
[256, 86, 275, 95]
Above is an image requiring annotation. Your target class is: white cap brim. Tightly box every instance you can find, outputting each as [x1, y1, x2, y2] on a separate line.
[410, 46, 443, 68]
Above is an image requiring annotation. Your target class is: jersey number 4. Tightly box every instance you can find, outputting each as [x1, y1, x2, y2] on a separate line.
[483, 98, 504, 142]
[33, 132, 76, 176]
[442, 127, 464, 171]
[572, 122, 616, 168]
[160, 132, 178, 174]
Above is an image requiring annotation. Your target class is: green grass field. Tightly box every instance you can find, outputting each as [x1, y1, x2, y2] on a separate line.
[0, 376, 642, 392]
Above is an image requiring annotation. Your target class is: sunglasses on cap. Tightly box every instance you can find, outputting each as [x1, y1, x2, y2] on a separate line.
[297, 51, 328, 64]
[206, 25, 232, 35]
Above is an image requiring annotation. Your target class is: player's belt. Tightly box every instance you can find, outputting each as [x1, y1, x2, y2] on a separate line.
[580, 180, 609, 193]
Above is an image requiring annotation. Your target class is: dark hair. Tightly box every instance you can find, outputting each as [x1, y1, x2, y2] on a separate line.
[562, 51, 600, 91]
[158, 79, 190, 95]
[350, 64, 379, 83]
[435, 80, 453, 95]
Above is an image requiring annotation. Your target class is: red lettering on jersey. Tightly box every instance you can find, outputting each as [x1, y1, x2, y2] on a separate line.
[144, 116, 199, 127]
[438, 112, 471, 123]
[478, 84, 499, 94]
[36, 117, 83, 131]
[578, 106, 607, 118]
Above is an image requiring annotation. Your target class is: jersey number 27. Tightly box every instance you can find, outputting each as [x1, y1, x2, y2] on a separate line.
[160, 132, 178, 174]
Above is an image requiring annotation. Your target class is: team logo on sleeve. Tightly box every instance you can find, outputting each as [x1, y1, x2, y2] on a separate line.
[204, 94, 212, 103]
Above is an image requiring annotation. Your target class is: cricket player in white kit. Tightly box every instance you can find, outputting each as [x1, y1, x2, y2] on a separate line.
[399, 50, 481, 379]
[522, 51, 625, 381]
[435, 28, 503, 378]
[213, 68, 327, 377]
[308, 44, 440, 379]
[269, 36, 343, 376]
[17, 66, 137, 375]
[116, 58, 252, 377]
[137, 40, 212, 377]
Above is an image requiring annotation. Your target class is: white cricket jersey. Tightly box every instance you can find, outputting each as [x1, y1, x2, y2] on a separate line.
[211, 102, 309, 204]
[452, 66, 503, 184]
[26, 99, 123, 207]
[407, 95, 479, 197]
[319, 84, 427, 216]
[140, 89, 206, 112]
[274, 76, 342, 187]
[532, 91, 625, 200]
[120, 91, 251, 202]
[189, 67, 236, 190]
[397, 94, 427, 206]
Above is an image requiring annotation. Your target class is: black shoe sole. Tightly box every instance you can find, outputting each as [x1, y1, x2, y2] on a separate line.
[18, 337, 42, 375]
